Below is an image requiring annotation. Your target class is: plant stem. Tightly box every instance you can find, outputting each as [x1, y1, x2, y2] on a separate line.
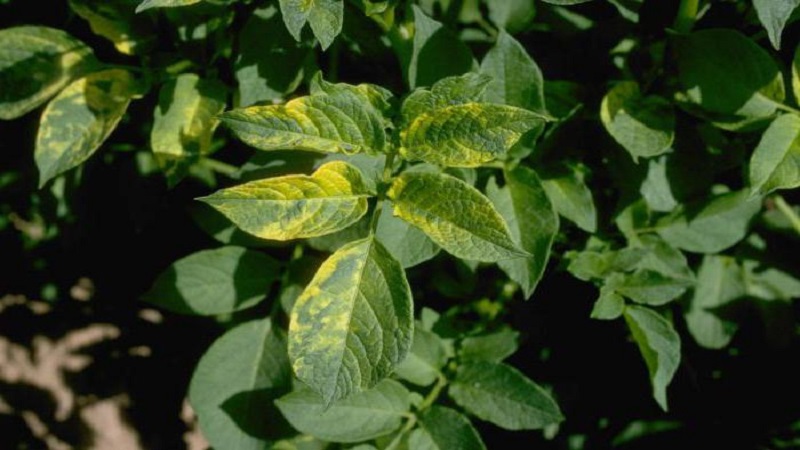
[369, 150, 398, 233]
[418, 372, 448, 411]
[673, 0, 699, 33]
[202, 158, 239, 177]
[384, 414, 417, 450]
[774, 103, 800, 116]
[774, 195, 800, 236]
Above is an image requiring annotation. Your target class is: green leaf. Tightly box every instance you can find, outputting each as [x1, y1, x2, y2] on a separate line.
[279, 0, 343, 50]
[69, 0, 155, 55]
[288, 236, 413, 405]
[189, 318, 291, 450]
[136, 0, 202, 12]
[591, 284, 625, 320]
[409, 406, 486, 450]
[220, 80, 390, 155]
[151, 73, 226, 187]
[275, 380, 410, 443]
[487, 166, 558, 298]
[480, 30, 546, 113]
[399, 103, 546, 167]
[235, 5, 313, 107]
[655, 190, 762, 254]
[623, 305, 680, 411]
[199, 161, 371, 241]
[793, 44, 800, 104]
[542, 0, 594, 4]
[35, 69, 135, 187]
[449, 361, 563, 430]
[640, 156, 678, 212]
[566, 247, 647, 281]
[600, 82, 674, 161]
[394, 327, 449, 386]
[143, 246, 279, 315]
[674, 29, 785, 119]
[387, 171, 527, 262]
[613, 270, 692, 306]
[376, 204, 440, 269]
[406, 5, 475, 89]
[685, 255, 744, 349]
[487, 0, 536, 33]
[459, 329, 519, 363]
[753, 0, 800, 50]
[540, 164, 597, 232]
[400, 73, 491, 127]
[749, 114, 800, 196]
[634, 235, 694, 283]
[0, 26, 95, 120]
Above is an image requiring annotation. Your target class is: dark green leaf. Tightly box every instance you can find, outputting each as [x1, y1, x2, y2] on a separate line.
[394, 327, 449, 386]
[487, 0, 536, 33]
[137, 0, 202, 12]
[540, 164, 597, 232]
[613, 270, 692, 306]
[410, 406, 486, 450]
[406, 5, 474, 89]
[144, 246, 279, 315]
[70, 0, 155, 55]
[459, 329, 519, 363]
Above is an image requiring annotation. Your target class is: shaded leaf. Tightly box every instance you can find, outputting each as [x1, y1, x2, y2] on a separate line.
[480, 30, 545, 113]
[449, 361, 563, 430]
[749, 113, 800, 196]
[199, 161, 371, 241]
[613, 270, 692, 306]
[275, 380, 409, 443]
[0, 26, 95, 120]
[288, 236, 413, 404]
[151, 73, 226, 187]
[685, 255, 743, 349]
[387, 171, 527, 262]
[69, 0, 155, 55]
[189, 318, 291, 450]
[540, 164, 597, 232]
[35, 69, 135, 187]
[394, 327, 448, 386]
[143, 246, 279, 315]
[279, 0, 343, 50]
[376, 204, 440, 269]
[406, 5, 474, 89]
[600, 82, 674, 161]
[487, 0, 536, 33]
[409, 406, 486, 450]
[623, 305, 680, 411]
[487, 166, 558, 298]
[137, 0, 202, 12]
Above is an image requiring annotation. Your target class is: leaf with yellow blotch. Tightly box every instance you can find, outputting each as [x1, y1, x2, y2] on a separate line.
[288, 236, 413, 405]
[198, 161, 372, 241]
[35, 69, 135, 187]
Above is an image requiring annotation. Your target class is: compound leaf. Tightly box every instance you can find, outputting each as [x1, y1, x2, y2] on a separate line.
[288, 236, 413, 405]
[387, 171, 527, 262]
[199, 161, 371, 241]
[279, 0, 343, 50]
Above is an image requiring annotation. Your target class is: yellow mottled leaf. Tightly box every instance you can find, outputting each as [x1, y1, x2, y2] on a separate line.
[35, 69, 135, 187]
[387, 171, 528, 262]
[289, 236, 413, 405]
[199, 161, 372, 240]
[0, 26, 96, 120]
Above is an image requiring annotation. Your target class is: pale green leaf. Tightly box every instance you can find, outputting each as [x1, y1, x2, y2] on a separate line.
[487, 166, 558, 298]
[749, 113, 800, 196]
[623, 305, 681, 411]
[487, 0, 536, 33]
[35, 69, 135, 187]
[189, 318, 291, 450]
[600, 82, 674, 161]
[271, 436, 328, 450]
[591, 284, 625, 320]
[279, 0, 343, 50]
[753, 0, 800, 50]
[400, 103, 546, 167]
[143, 246, 278, 315]
[406, 5, 474, 89]
[151, 73, 226, 187]
[640, 156, 678, 212]
[275, 380, 410, 443]
[449, 361, 563, 430]
[400, 73, 491, 128]
[376, 204, 440, 269]
[540, 164, 597, 232]
[220, 80, 390, 155]
[69, 0, 155, 55]
[685, 255, 744, 349]
[634, 235, 694, 283]
[656, 190, 762, 254]
[199, 161, 371, 241]
[394, 327, 448, 386]
[409, 406, 486, 450]
[288, 236, 414, 404]
[137, 0, 202, 12]
[793, 44, 800, 104]
[459, 329, 519, 363]
[480, 30, 545, 113]
[235, 6, 313, 107]
[0, 26, 95, 120]
[387, 171, 527, 262]
[566, 247, 647, 281]
[613, 270, 693, 306]
[674, 29, 785, 119]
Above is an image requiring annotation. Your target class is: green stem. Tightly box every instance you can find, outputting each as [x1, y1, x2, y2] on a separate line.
[384, 414, 417, 450]
[673, 0, 699, 33]
[369, 150, 398, 233]
[418, 372, 448, 411]
[201, 158, 239, 177]
[774, 195, 800, 236]
[774, 103, 800, 116]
